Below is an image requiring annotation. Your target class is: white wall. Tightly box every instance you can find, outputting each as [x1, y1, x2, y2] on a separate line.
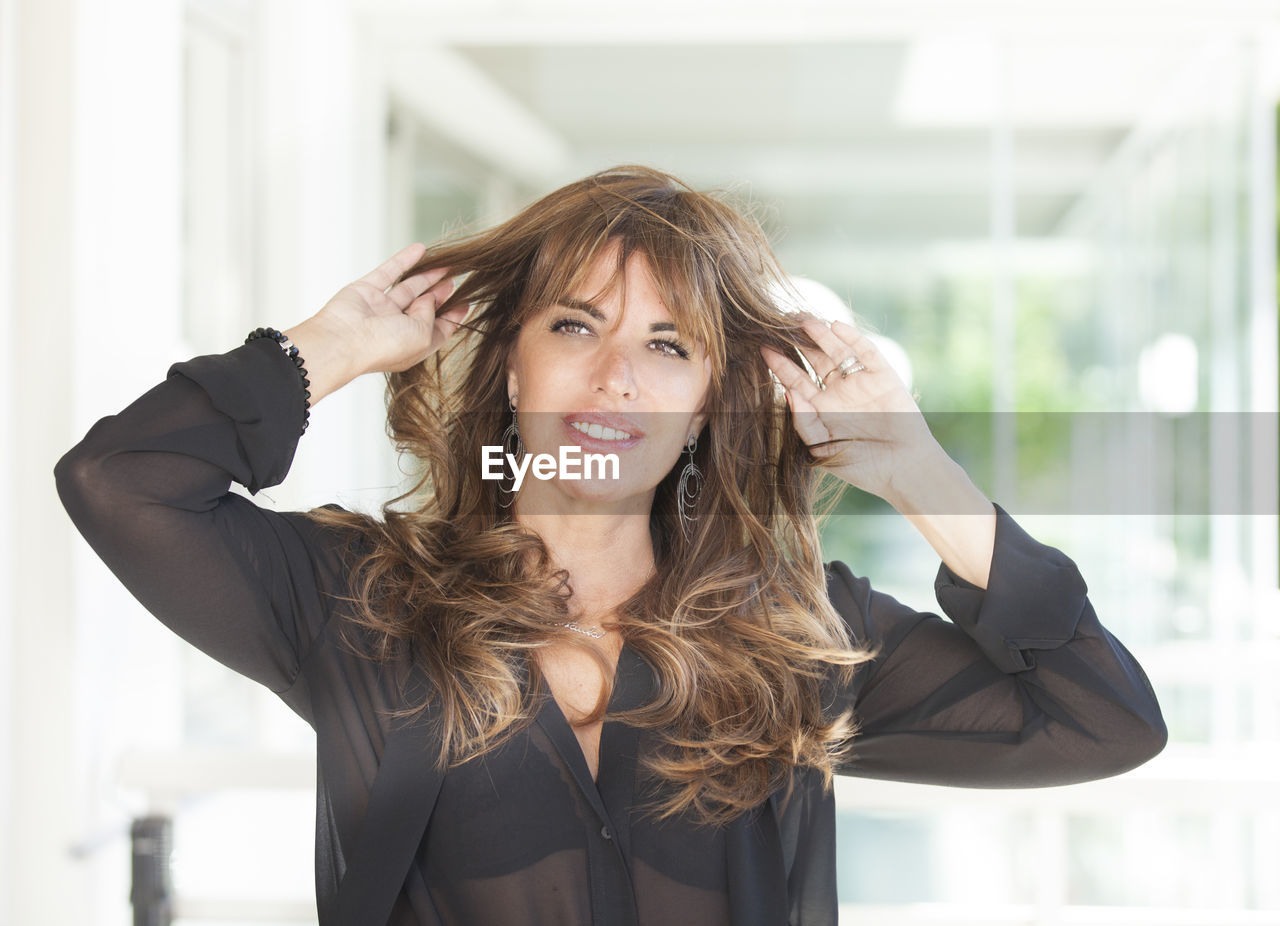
[7, 0, 91, 920]
[0, 0, 17, 915]
[252, 0, 400, 516]
[3, 0, 396, 921]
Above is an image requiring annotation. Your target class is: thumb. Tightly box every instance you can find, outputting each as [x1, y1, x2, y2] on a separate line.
[406, 299, 467, 356]
[432, 301, 470, 344]
[787, 388, 828, 449]
[435, 299, 470, 327]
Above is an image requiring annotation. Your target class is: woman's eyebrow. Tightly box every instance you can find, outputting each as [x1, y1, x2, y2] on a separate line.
[557, 296, 677, 333]
[557, 296, 607, 320]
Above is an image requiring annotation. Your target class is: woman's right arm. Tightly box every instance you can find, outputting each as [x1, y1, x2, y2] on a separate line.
[56, 340, 341, 714]
[54, 245, 464, 717]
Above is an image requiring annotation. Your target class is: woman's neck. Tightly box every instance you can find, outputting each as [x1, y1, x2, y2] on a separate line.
[514, 508, 656, 620]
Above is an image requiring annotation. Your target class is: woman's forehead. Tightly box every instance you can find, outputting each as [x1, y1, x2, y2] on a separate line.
[527, 245, 657, 315]
[570, 251, 669, 314]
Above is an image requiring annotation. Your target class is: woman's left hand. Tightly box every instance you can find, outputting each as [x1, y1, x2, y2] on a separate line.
[761, 316, 941, 505]
[764, 315, 997, 586]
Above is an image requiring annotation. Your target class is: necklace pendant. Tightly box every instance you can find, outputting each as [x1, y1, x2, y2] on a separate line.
[560, 621, 606, 639]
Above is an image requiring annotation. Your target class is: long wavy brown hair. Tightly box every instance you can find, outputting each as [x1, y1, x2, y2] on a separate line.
[311, 165, 874, 824]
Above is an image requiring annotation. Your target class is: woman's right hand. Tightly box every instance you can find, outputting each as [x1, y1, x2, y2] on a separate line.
[283, 243, 468, 404]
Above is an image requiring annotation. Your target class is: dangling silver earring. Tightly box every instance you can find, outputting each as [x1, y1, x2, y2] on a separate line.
[677, 433, 702, 540]
[498, 396, 522, 508]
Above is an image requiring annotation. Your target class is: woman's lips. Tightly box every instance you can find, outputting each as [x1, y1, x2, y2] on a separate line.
[559, 412, 644, 453]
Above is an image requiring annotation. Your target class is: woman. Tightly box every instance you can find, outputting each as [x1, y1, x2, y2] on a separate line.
[55, 166, 1165, 925]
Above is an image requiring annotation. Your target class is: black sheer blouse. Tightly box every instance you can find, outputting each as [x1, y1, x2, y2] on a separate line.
[55, 339, 1166, 925]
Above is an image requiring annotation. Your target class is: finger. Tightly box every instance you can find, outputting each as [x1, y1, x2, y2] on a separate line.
[435, 299, 470, 326]
[432, 301, 471, 345]
[406, 273, 457, 317]
[801, 317, 858, 367]
[761, 346, 821, 404]
[428, 273, 456, 303]
[804, 317, 877, 375]
[786, 386, 832, 452]
[407, 282, 467, 347]
[829, 320, 883, 370]
[360, 243, 427, 291]
[384, 266, 452, 309]
[794, 342, 836, 387]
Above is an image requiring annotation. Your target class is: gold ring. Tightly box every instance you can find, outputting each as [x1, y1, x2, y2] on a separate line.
[837, 356, 866, 377]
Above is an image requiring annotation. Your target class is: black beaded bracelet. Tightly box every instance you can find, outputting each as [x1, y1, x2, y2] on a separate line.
[245, 326, 312, 434]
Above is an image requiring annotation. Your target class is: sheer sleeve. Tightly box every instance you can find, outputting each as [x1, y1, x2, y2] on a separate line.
[826, 508, 1167, 787]
[54, 339, 352, 723]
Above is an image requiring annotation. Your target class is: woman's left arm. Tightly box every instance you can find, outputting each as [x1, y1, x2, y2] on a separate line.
[763, 318, 1167, 785]
[824, 514, 1167, 786]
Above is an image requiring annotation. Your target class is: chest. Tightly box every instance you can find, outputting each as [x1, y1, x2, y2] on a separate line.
[535, 640, 622, 781]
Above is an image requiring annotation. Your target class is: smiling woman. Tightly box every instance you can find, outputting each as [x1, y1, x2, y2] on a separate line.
[54, 166, 1166, 926]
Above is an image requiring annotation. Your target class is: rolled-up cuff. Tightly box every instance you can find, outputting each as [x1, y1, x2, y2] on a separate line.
[933, 505, 1088, 672]
[167, 338, 306, 494]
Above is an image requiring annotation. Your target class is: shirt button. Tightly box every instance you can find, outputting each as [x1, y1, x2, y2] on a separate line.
[600, 825, 613, 840]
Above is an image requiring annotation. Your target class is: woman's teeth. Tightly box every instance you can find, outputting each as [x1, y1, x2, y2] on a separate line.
[570, 421, 634, 441]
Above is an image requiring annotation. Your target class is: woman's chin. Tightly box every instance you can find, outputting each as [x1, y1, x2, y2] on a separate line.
[517, 477, 656, 515]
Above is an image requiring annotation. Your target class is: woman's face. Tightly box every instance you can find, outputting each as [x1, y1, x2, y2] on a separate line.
[505, 245, 713, 515]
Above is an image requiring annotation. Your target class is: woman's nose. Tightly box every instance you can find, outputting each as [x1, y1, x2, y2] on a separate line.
[590, 346, 637, 399]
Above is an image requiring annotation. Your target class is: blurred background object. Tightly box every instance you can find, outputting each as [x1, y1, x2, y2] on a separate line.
[4, 0, 1279, 922]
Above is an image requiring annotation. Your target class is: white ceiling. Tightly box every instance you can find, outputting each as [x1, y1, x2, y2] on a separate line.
[359, 0, 1280, 288]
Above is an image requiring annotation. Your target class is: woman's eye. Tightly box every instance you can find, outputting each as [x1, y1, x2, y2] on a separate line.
[550, 318, 591, 336]
[651, 339, 690, 359]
